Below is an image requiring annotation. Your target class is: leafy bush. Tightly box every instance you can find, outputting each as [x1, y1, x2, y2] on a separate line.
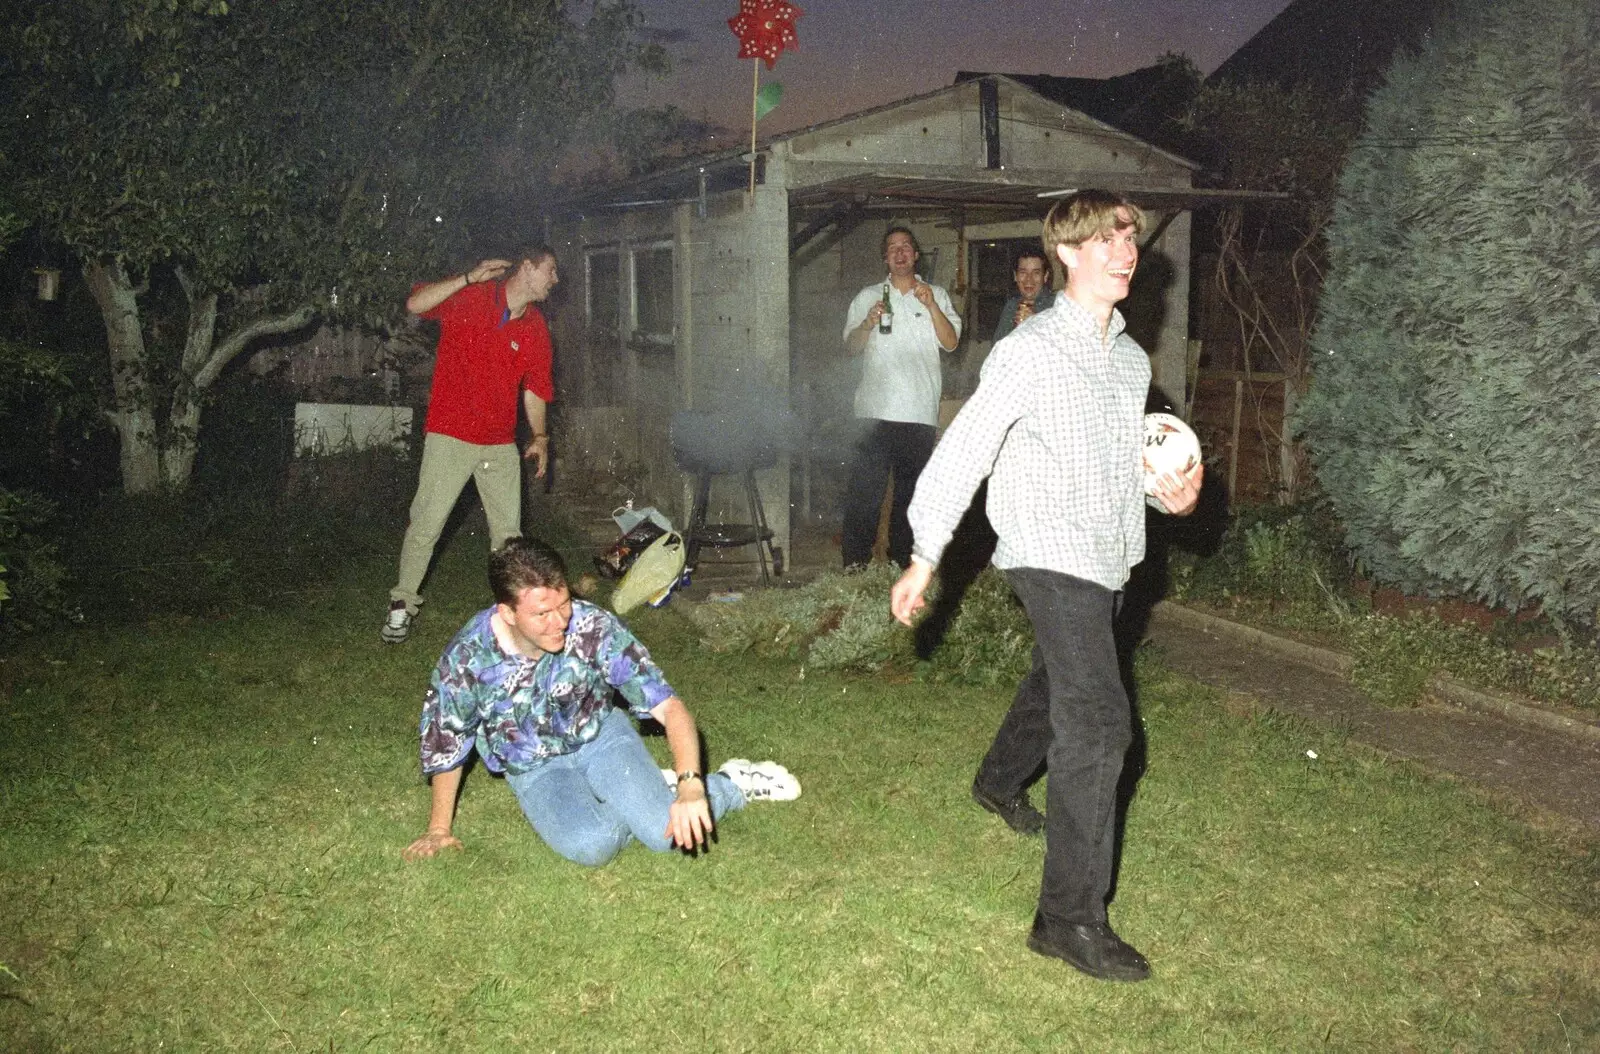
[1238, 517, 1329, 606]
[191, 372, 298, 502]
[0, 487, 73, 634]
[0, 331, 114, 498]
[1348, 614, 1447, 708]
[1349, 610, 1600, 711]
[911, 568, 1035, 688]
[1169, 504, 1600, 714]
[1296, 0, 1600, 629]
[58, 449, 415, 623]
[1170, 504, 1349, 615]
[687, 564, 907, 669]
[686, 564, 1033, 685]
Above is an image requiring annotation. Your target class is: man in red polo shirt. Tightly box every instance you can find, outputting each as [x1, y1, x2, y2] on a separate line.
[383, 248, 559, 644]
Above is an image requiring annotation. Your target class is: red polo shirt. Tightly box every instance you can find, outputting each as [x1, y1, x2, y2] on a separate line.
[416, 280, 554, 445]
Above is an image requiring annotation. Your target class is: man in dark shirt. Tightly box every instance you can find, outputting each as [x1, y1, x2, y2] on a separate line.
[991, 248, 1056, 343]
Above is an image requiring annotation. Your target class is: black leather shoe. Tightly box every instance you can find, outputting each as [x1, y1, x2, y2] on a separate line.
[971, 780, 1045, 835]
[1027, 915, 1151, 982]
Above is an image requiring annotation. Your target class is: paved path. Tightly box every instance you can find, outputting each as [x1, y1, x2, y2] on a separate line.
[1145, 605, 1600, 833]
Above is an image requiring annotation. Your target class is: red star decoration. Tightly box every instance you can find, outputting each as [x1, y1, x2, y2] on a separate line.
[728, 0, 802, 70]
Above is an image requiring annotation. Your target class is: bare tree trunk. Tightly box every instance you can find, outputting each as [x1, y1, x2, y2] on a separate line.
[166, 272, 314, 488]
[84, 258, 317, 493]
[83, 257, 162, 494]
[162, 399, 202, 488]
[1208, 206, 1325, 505]
[163, 277, 219, 488]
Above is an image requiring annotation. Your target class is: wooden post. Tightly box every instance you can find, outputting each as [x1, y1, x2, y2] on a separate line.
[1280, 378, 1297, 504]
[1184, 338, 1203, 419]
[1229, 378, 1243, 498]
[748, 59, 759, 197]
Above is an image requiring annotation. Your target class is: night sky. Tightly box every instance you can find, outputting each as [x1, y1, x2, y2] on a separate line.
[616, 0, 1298, 135]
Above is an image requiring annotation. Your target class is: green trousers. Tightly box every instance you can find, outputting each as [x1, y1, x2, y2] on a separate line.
[389, 432, 522, 612]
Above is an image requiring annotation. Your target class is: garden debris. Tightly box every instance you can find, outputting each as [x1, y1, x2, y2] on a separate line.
[593, 503, 674, 580]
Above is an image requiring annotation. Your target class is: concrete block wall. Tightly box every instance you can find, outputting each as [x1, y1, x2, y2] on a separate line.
[678, 179, 792, 561]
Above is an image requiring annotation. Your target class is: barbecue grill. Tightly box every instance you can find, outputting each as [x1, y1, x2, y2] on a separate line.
[670, 410, 785, 583]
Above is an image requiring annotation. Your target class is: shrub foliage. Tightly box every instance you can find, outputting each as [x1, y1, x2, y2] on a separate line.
[686, 565, 1033, 687]
[1295, 0, 1600, 628]
[0, 487, 71, 634]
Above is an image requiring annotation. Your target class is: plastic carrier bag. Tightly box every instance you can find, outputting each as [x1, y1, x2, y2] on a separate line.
[610, 531, 686, 615]
[594, 504, 674, 580]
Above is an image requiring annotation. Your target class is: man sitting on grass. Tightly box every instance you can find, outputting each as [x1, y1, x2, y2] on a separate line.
[403, 537, 800, 867]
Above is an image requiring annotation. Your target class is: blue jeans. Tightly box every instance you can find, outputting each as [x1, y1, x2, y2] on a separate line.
[976, 568, 1132, 924]
[505, 707, 745, 866]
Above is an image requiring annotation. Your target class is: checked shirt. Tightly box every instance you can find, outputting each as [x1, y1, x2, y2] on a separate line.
[908, 296, 1152, 591]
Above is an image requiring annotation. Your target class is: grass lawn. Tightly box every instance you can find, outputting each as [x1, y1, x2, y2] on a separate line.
[2, 531, 1598, 1052]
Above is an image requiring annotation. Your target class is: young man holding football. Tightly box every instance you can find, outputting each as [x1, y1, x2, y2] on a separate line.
[890, 190, 1202, 981]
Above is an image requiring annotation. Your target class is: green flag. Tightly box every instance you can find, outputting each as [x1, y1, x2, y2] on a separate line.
[754, 81, 784, 121]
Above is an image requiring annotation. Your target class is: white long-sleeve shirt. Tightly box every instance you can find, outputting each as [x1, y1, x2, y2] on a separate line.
[907, 297, 1151, 591]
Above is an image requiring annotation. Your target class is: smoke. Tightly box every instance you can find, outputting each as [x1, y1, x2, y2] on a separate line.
[670, 405, 801, 474]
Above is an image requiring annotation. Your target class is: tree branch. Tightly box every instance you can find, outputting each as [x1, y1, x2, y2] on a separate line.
[174, 263, 196, 304]
[193, 304, 315, 392]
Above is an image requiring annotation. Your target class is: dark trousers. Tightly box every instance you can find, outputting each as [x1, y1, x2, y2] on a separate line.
[841, 419, 937, 568]
[976, 568, 1131, 925]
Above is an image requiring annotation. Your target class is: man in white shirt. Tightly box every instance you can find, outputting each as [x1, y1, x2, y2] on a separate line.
[839, 227, 962, 569]
[891, 191, 1202, 982]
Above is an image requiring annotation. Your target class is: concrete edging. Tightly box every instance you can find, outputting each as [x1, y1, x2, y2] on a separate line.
[1151, 601, 1600, 748]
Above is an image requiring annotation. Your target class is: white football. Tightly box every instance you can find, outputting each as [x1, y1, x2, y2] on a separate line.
[1143, 413, 1201, 495]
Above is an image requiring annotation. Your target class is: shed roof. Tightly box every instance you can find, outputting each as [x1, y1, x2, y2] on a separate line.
[787, 171, 1263, 213]
[556, 74, 1202, 214]
[953, 62, 1196, 152]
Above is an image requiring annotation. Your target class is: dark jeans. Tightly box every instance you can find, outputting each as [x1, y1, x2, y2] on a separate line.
[841, 419, 937, 568]
[976, 568, 1131, 925]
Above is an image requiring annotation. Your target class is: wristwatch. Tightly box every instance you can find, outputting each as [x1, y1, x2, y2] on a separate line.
[676, 771, 703, 786]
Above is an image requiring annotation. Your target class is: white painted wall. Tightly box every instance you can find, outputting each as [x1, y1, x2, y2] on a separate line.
[292, 403, 412, 457]
[678, 176, 792, 559]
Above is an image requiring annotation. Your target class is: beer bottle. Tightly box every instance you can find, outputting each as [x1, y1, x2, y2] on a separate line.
[878, 285, 893, 334]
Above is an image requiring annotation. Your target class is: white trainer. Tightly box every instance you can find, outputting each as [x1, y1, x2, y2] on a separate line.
[381, 601, 413, 644]
[718, 759, 801, 802]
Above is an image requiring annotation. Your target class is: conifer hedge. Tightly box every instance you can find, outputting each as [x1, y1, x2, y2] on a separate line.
[1296, 0, 1600, 627]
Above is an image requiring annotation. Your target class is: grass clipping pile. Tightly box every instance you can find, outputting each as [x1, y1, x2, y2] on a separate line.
[686, 565, 1034, 686]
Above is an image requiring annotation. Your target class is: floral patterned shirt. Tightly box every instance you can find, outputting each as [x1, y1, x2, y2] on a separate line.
[418, 600, 674, 776]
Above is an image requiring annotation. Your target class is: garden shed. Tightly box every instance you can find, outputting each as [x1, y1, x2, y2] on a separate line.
[545, 74, 1204, 562]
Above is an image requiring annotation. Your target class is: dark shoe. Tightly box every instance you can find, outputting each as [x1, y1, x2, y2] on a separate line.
[1028, 915, 1151, 982]
[971, 779, 1045, 836]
